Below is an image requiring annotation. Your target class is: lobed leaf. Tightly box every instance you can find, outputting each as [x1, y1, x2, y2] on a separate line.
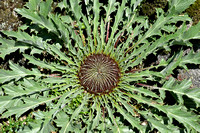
[127, 93, 200, 132]
[179, 50, 200, 69]
[146, 115, 174, 133]
[163, 78, 200, 106]
[0, 37, 28, 59]
[112, 97, 145, 132]
[168, 0, 196, 15]
[123, 85, 159, 98]
[182, 22, 200, 41]
[49, 44, 75, 66]
[61, 95, 88, 132]
[2, 30, 46, 50]
[0, 96, 13, 113]
[161, 51, 183, 76]
[0, 61, 43, 84]
[2, 96, 59, 118]
[23, 54, 62, 72]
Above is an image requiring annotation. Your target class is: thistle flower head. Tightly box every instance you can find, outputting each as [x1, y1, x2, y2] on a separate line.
[78, 54, 120, 95]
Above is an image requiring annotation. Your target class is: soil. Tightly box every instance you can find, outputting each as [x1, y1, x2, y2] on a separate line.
[0, 0, 25, 31]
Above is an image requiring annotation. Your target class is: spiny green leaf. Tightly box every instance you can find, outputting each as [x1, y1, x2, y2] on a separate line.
[182, 22, 200, 41]
[112, 99, 145, 132]
[32, 111, 56, 133]
[3, 79, 48, 98]
[164, 105, 200, 132]
[69, 0, 82, 20]
[0, 38, 28, 59]
[126, 10, 167, 53]
[0, 61, 43, 84]
[104, 0, 116, 23]
[93, 0, 100, 46]
[0, 96, 12, 113]
[106, 105, 121, 132]
[18, 122, 41, 133]
[123, 85, 159, 98]
[41, 77, 66, 84]
[123, 70, 164, 82]
[54, 111, 70, 133]
[15, 8, 57, 34]
[132, 0, 143, 11]
[40, 121, 55, 133]
[105, 0, 126, 53]
[24, 0, 40, 11]
[39, 0, 52, 17]
[179, 50, 200, 69]
[128, 93, 200, 132]
[143, 77, 200, 106]
[102, 96, 122, 133]
[163, 78, 200, 106]
[2, 96, 60, 118]
[161, 51, 183, 76]
[36, 89, 80, 133]
[123, 24, 182, 68]
[48, 13, 70, 42]
[2, 30, 46, 50]
[62, 95, 88, 132]
[23, 54, 61, 72]
[49, 44, 75, 65]
[91, 100, 101, 129]
[116, 96, 147, 132]
[146, 115, 174, 133]
[168, 0, 196, 15]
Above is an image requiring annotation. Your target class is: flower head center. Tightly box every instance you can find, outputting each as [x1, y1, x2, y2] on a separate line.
[78, 54, 120, 95]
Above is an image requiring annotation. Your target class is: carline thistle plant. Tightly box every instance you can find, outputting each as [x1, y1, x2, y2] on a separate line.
[0, 0, 200, 132]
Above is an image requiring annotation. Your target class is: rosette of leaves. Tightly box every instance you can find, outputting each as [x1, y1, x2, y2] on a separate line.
[0, 0, 200, 132]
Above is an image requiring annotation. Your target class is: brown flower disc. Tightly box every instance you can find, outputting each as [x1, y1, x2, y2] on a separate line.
[78, 54, 120, 95]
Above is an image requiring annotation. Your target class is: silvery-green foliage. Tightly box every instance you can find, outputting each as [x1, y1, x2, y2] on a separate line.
[0, 0, 200, 132]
